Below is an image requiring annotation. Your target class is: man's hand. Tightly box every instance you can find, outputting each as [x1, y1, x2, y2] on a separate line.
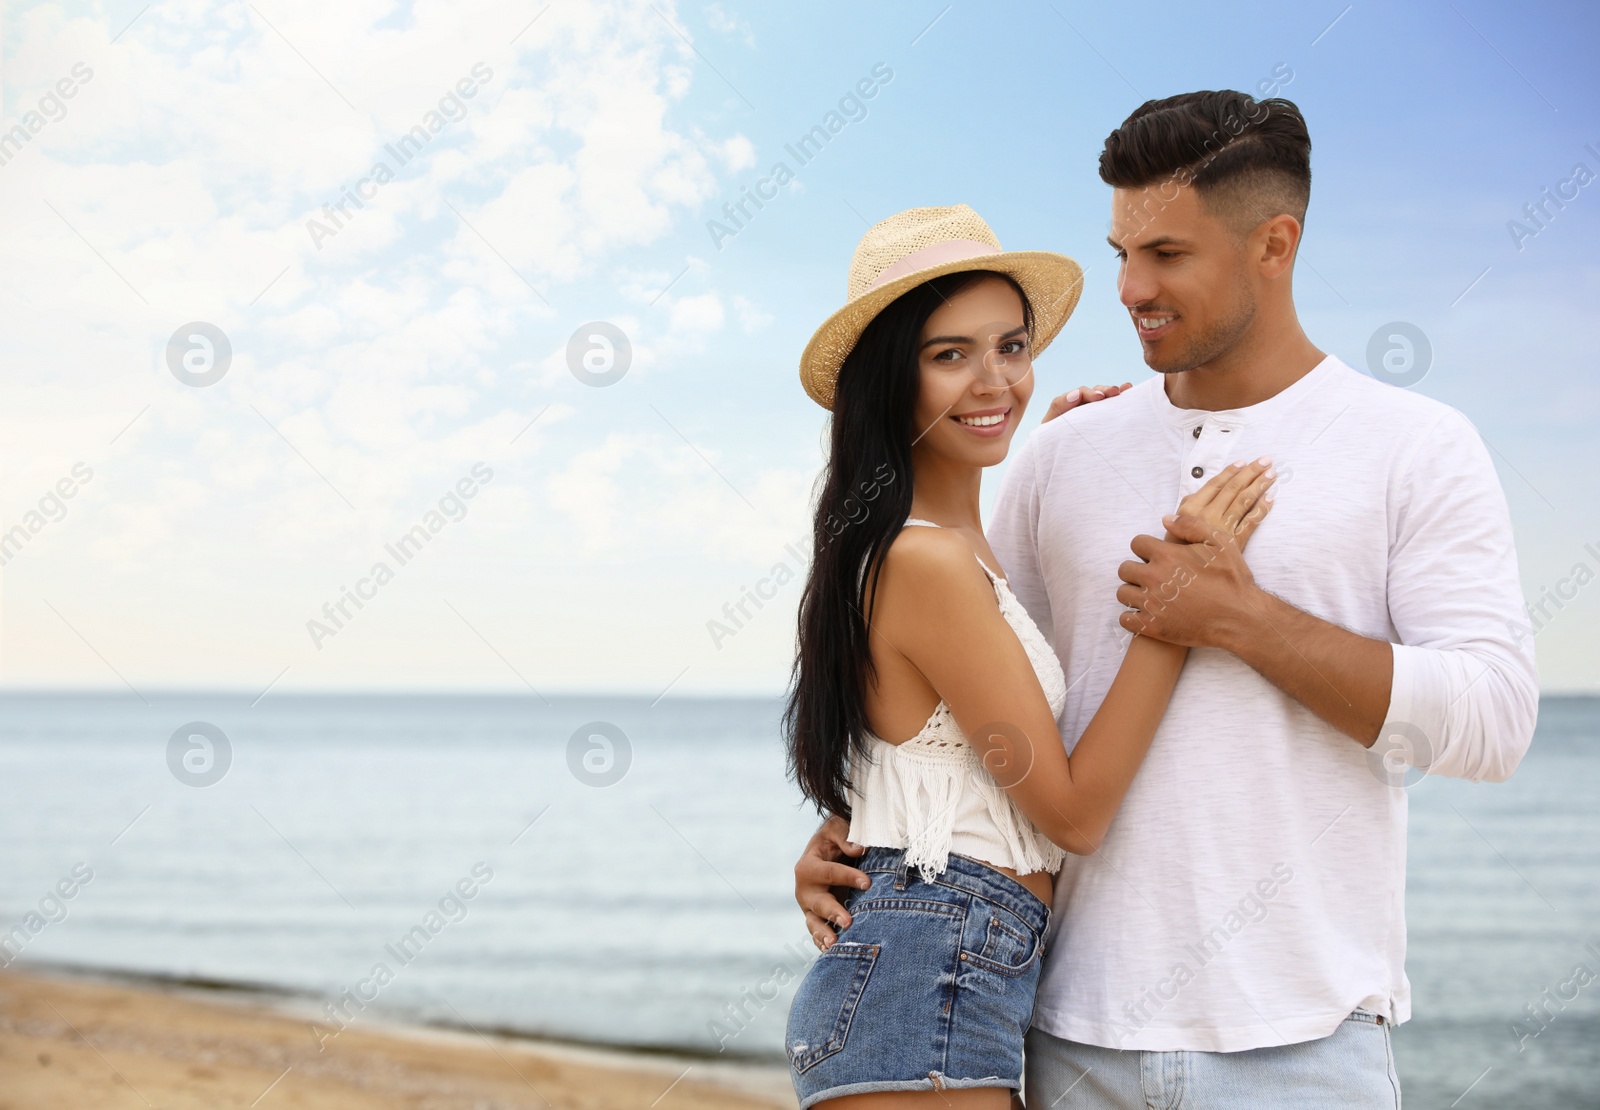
[1116, 461, 1276, 646]
[1041, 381, 1134, 423]
[1119, 512, 1394, 745]
[794, 815, 869, 951]
[1116, 514, 1265, 648]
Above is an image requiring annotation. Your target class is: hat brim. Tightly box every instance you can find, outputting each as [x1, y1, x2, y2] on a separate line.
[799, 250, 1085, 410]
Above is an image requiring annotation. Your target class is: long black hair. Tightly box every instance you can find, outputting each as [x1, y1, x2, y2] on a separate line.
[783, 270, 1034, 818]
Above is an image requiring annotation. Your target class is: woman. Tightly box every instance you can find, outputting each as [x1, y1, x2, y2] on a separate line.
[781, 205, 1274, 1108]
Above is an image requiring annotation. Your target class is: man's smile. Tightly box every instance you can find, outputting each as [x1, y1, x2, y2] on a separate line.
[1134, 312, 1179, 341]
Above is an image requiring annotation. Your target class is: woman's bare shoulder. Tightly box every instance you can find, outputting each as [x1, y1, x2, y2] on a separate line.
[871, 525, 996, 627]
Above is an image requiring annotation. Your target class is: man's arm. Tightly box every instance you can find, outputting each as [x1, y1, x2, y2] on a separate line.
[1212, 581, 1393, 744]
[1370, 410, 1538, 780]
[1120, 412, 1538, 779]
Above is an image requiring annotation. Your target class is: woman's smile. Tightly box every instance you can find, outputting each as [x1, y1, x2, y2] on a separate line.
[951, 405, 1012, 437]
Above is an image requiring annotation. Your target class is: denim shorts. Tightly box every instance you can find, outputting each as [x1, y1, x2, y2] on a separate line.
[785, 846, 1051, 1107]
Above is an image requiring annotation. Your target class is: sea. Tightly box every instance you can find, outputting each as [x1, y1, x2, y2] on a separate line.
[0, 692, 1595, 1107]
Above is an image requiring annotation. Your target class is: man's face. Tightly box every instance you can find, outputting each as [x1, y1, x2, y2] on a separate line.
[1108, 181, 1257, 374]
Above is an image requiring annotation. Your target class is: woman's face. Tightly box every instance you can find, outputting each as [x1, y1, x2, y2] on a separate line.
[910, 275, 1034, 468]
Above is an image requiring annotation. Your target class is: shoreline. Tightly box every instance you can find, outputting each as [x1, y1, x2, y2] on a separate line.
[0, 962, 795, 1108]
[19, 959, 791, 1065]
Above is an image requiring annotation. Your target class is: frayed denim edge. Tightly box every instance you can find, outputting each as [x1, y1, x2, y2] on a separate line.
[798, 1074, 1014, 1109]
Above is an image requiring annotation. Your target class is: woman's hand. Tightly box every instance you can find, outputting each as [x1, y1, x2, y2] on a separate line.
[1114, 460, 1276, 647]
[1163, 458, 1276, 551]
[1041, 381, 1134, 423]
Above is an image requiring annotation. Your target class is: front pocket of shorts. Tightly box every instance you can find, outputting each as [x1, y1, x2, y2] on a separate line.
[786, 942, 878, 1074]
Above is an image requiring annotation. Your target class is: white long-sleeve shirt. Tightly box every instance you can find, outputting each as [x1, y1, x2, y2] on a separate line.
[987, 354, 1538, 1052]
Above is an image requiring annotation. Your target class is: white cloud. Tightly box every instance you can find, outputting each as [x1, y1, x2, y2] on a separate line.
[716, 134, 757, 173]
[667, 291, 725, 335]
[0, 0, 759, 688]
[544, 430, 812, 563]
[704, 3, 756, 48]
[733, 294, 773, 332]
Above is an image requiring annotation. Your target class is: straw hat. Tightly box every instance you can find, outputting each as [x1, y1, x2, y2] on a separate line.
[799, 205, 1084, 409]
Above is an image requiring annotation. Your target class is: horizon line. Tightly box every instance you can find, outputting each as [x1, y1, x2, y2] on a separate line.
[0, 685, 1594, 699]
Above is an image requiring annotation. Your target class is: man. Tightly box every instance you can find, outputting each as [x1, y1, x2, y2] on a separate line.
[793, 90, 1537, 1106]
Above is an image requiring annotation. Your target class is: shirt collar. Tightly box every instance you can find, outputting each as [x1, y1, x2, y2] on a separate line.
[1146, 354, 1344, 427]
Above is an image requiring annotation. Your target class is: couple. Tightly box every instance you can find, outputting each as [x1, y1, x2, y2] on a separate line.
[779, 90, 1538, 1108]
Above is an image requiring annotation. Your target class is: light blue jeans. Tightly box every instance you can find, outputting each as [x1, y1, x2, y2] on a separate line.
[1024, 1010, 1401, 1108]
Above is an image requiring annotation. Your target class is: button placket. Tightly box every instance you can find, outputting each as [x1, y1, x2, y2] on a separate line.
[1181, 420, 1237, 496]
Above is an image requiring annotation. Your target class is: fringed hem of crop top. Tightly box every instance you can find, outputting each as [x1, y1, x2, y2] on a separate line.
[846, 518, 1070, 881]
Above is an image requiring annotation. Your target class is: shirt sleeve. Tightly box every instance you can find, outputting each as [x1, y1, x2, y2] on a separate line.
[1384, 408, 1539, 783]
[987, 426, 1053, 643]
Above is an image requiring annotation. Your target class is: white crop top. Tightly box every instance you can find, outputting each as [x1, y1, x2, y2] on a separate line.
[848, 518, 1070, 879]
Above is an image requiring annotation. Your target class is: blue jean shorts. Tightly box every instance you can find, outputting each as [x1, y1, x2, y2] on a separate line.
[785, 846, 1051, 1107]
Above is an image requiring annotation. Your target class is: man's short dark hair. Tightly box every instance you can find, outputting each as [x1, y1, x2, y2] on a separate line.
[1099, 90, 1312, 234]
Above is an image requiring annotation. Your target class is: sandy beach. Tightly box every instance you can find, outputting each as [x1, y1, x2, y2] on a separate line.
[0, 966, 795, 1109]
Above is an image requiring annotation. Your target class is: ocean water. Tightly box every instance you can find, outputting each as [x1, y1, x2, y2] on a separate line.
[0, 692, 1596, 1107]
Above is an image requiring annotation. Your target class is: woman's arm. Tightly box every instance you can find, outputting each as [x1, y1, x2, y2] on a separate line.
[876, 461, 1275, 855]
[879, 532, 1150, 855]
[1044, 631, 1187, 852]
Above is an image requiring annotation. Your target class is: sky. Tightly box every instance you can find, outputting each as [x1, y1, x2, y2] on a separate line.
[0, 0, 1596, 697]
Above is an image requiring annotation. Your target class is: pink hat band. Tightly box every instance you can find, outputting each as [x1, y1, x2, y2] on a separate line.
[869, 239, 999, 290]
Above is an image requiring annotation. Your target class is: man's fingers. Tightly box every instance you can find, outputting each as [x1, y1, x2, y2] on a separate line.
[1117, 557, 1157, 587]
[799, 858, 872, 890]
[1119, 608, 1153, 636]
[803, 890, 853, 931]
[1115, 583, 1146, 609]
[814, 821, 864, 859]
[1127, 533, 1172, 563]
[1160, 514, 1214, 545]
[796, 817, 863, 948]
[800, 815, 861, 873]
[815, 813, 856, 847]
[802, 892, 849, 927]
[804, 910, 838, 950]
